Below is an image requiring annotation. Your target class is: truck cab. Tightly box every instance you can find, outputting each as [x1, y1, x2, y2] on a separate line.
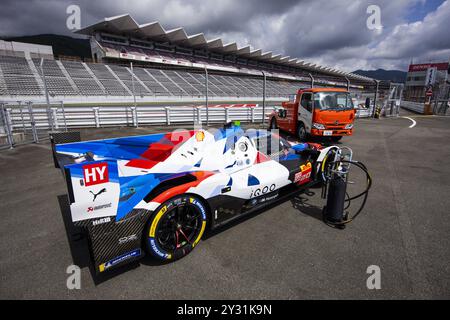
[269, 88, 355, 142]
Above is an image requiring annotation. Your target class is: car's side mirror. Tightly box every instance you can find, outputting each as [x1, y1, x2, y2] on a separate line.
[278, 109, 286, 118]
[306, 101, 312, 112]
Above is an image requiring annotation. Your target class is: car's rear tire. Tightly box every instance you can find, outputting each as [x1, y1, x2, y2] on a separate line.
[144, 194, 208, 261]
[297, 122, 308, 141]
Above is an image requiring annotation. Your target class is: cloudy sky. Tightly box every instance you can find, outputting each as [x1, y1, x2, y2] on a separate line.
[1, 0, 449, 71]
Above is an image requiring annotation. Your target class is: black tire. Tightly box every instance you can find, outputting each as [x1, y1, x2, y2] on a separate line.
[297, 122, 308, 141]
[330, 136, 342, 142]
[144, 194, 208, 261]
[269, 118, 277, 130]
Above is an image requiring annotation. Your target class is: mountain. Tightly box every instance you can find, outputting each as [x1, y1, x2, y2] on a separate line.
[1, 34, 91, 60]
[353, 69, 407, 83]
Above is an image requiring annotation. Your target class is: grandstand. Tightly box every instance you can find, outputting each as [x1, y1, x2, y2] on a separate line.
[0, 14, 380, 103]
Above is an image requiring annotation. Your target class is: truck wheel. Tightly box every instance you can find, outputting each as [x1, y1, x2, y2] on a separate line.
[330, 136, 342, 142]
[269, 118, 277, 130]
[144, 195, 207, 261]
[297, 123, 308, 141]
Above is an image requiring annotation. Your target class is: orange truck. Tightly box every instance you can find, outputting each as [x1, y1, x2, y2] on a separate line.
[269, 88, 356, 142]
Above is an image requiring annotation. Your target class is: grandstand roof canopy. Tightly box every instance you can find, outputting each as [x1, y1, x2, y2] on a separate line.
[76, 14, 374, 83]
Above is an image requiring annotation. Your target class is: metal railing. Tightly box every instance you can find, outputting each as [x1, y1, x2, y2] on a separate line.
[1, 100, 381, 150]
[433, 99, 450, 115]
[355, 107, 373, 118]
[401, 101, 425, 114]
[0, 101, 271, 149]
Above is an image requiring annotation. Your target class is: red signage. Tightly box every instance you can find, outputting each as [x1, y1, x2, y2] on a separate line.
[408, 63, 448, 72]
[83, 163, 109, 186]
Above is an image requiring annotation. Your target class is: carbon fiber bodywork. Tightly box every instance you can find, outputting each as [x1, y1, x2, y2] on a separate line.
[75, 209, 152, 273]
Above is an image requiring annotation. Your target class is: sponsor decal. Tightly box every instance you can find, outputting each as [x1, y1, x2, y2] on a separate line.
[190, 197, 206, 219]
[259, 193, 278, 203]
[250, 184, 276, 198]
[89, 188, 106, 202]
[119, 234, 138, 245]
[294, 162, 312, 184]
[87, 202, 112, 213]
[92, 217, 111, 226]
[83, 162, 109, 187]
[195, 131, 205, 142]
[99, 249, 141, 272]
[150, 238, 171, 259]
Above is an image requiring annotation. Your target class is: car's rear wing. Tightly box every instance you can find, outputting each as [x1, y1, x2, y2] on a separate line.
[49, 131, 81, 169]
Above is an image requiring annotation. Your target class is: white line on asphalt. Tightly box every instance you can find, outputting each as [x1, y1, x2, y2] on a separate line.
[402, 116, 416, 128]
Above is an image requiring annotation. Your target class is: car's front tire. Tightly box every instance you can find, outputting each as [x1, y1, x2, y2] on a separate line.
[144, 194, 208, 261]
[297, 122, 308, 141]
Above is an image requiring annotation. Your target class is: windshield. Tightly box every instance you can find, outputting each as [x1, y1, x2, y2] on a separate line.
[314, 92, 354, 110]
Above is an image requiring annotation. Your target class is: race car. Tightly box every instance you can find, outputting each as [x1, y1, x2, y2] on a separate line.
[52, 123, 339, 273]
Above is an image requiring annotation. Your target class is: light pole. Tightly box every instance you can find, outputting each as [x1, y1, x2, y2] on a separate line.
[373, 80, 380, 118]
[130, 62, 137, 109]
[40, 58, 51, 129]
[262, 71, 266, 124]
[204, 67, 209, 126]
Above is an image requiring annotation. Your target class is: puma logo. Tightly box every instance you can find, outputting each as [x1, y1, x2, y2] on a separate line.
[90, 188, 106, 202]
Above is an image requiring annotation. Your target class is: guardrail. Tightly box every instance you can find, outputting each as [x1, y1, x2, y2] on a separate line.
[355, 107, 373, 118]
[1, 101, 376, 150]
[400, 101, 425, 114]
[0, 102, 273, 149]
[433, 99, 450, 115]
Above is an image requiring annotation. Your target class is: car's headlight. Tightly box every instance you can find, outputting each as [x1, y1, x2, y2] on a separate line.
[312, 122, 325, 130]
[345, 124, 354, 129]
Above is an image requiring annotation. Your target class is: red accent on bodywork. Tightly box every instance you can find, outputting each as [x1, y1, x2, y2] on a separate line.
[151, 171, 215, 204]
[307, 143, 323, 150]
[254, 151, 270, 164]
[141, 143, 173, 161]
[125, 131, 194, 169]
[125, 159, 159, 169]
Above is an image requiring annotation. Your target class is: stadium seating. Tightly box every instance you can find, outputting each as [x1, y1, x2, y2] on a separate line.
[87, 63, 129, 96]
[61, 60, 105, 96]
[33, 59, 78, 96]
[0, 56, 42, 95]
[0, 55, 304, 98]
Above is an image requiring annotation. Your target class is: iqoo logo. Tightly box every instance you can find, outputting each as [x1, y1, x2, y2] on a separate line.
[250, 184, 276, 198]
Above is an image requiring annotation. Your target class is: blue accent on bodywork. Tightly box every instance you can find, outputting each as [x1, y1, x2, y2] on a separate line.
[248, 174, 260, 186]
[279, 153, 300, 161]
[116, 171, 201, 221]
[227, 177, 233, 186]
[291, 143, 309, 153]
[194, 158, 202, 167]
[116, 174, 163, 220]
[55, 133, 165, 160]
[225, 160, 237, 169]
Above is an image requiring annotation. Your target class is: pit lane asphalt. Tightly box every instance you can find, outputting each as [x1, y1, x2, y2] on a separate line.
[1, 110, 449, 299]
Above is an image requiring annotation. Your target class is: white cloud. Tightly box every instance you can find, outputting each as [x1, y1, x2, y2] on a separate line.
[0, 0, 449, 71]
